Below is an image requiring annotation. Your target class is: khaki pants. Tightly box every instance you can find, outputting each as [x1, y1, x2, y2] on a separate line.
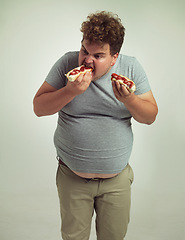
[56, 163, 134, 240]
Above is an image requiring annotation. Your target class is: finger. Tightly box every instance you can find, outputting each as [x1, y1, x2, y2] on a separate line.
[120, 85, 130, 96]
[83, 71, 93, 83]
[115, 81, 123, 96]
[112, 81, 117, 93]
[75, 73, 84, 84]
[112, 81, 121, 99]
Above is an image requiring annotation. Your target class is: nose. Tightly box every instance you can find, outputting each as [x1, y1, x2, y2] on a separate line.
[85, 55, 94, 64]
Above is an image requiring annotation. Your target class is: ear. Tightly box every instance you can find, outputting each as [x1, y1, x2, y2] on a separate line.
[111, 52, 119, 66]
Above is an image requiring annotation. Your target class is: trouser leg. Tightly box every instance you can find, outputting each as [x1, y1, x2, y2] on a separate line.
[94, 164, 134, 240]
[56, 163, 134, 240]
[56, 164, 96, 240]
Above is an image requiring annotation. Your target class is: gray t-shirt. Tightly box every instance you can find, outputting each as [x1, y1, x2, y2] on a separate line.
[45, 51, 151, 173]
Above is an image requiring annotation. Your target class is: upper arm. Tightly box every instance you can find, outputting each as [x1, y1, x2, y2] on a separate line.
[34, 81, 58, 99]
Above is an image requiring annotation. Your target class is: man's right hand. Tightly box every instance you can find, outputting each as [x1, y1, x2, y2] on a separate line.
[65, 71, 93, 96]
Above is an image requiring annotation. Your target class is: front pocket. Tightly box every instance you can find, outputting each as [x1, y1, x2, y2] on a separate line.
[128, 164, 134, 184]
[56, 165, 60, 187]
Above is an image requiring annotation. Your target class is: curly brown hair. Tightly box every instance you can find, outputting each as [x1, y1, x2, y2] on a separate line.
[80, 11, 125, 56]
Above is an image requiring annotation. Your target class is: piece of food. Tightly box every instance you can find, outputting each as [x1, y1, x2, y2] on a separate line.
[65, 65, 93, 82]
[111, 73, 136, 93]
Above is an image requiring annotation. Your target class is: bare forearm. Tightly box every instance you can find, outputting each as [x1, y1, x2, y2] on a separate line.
[124, 94, 158, 124]
[33, 87, 75, 117]
[112, 81, 158, 125]
[33, 72, 93, 117]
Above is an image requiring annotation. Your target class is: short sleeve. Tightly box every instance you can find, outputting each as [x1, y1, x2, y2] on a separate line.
[45, 52, 79, 89]
[131, 58, 151, 95]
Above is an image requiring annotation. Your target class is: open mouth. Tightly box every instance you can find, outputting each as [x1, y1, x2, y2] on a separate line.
[84, 63, 95, 73]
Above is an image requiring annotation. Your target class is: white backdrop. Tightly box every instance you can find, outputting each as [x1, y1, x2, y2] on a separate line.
[1, 0, 185, 239]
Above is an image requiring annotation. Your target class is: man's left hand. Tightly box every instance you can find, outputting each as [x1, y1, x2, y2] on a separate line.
[112, 81, 134, 103]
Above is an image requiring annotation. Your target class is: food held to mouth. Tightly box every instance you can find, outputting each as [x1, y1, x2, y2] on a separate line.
[65, 65, 93, 82]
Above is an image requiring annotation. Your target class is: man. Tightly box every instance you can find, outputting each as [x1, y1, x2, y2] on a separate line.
[33, 11, 158, 240]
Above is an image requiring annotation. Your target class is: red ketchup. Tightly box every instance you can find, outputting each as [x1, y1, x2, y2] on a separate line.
[69, 66, 92, 76]
[80, 66, 93, 71]
[111, 73, 134, 88]
[69, 69, 80, 76]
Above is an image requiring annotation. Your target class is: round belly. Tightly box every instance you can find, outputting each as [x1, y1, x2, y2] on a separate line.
[54, 116, 133, 174]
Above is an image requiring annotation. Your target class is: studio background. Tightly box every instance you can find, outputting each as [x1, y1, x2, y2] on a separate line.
[1, 0, 185, 239]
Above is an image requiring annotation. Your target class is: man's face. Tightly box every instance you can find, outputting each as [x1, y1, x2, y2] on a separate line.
[78, 39, 118, 81]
